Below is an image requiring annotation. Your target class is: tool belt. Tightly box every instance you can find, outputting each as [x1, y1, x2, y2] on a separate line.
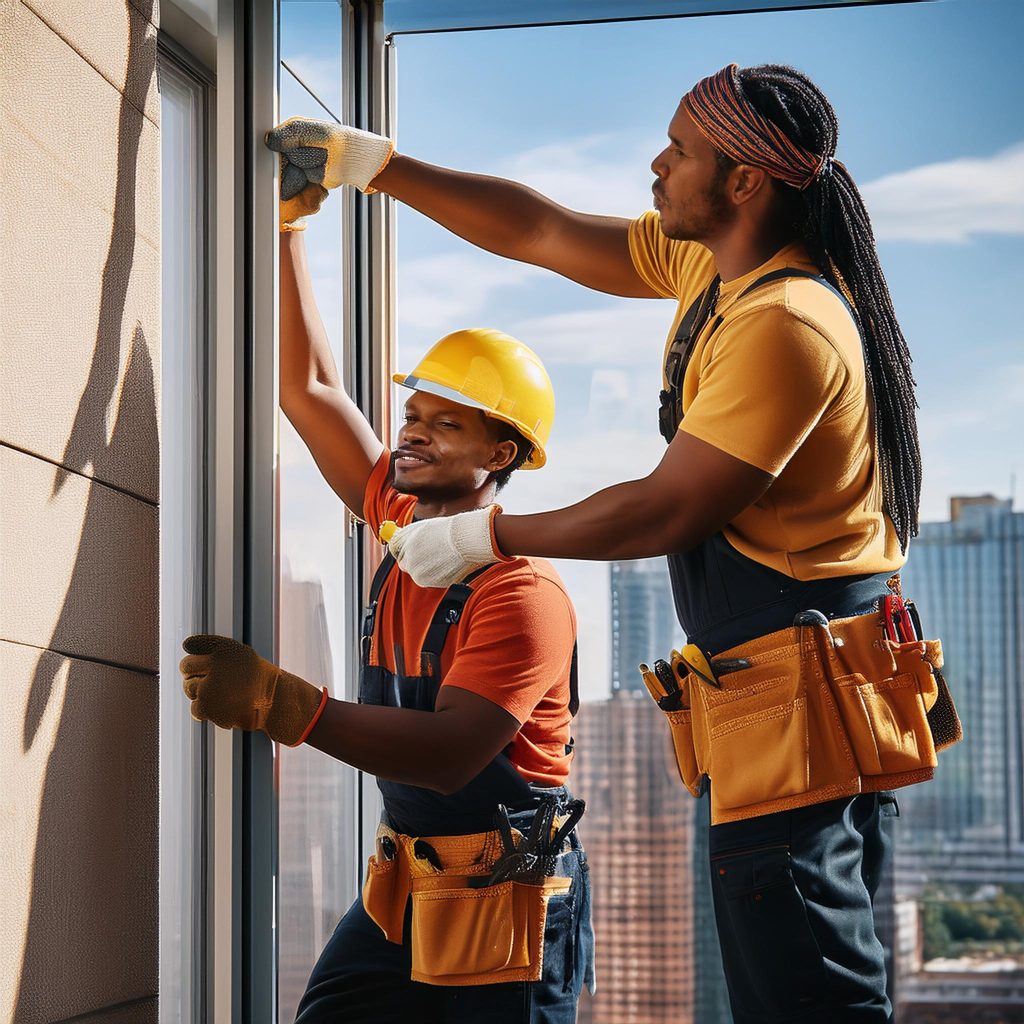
[643, 602, 962, 824]
[362, 799, 584, 987]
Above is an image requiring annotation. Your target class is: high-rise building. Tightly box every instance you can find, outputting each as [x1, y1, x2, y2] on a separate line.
[897, 496, 1024, 887]
[574, 691, 696, 1024]
[278, 569, 351, 1022]
[575, 560, 731, 1023]
[610, 559, 685, 694]
[894, 497, 1024, 1021]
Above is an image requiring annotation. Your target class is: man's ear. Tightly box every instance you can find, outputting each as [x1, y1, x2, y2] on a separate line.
[488, 440, 518, 473]
[730, 163, 770, 206]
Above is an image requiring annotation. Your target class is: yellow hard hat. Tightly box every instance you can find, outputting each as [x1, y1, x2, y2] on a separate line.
[394, 328, 554, 469]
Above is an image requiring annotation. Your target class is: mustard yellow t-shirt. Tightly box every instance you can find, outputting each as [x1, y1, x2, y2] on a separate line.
[629, 209, 904, 580]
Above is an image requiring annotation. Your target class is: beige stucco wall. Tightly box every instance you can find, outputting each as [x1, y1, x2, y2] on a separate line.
[0, 0, 161, 1020]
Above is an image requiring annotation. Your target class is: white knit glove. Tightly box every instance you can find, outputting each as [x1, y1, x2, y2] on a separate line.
[265, 117, 394, 195]
[381, 507, 504, 588]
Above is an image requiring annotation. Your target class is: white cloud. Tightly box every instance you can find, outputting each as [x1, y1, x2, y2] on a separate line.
[396, 251, 545, 338]
[492, 133, 656, 218]
[863, 142, 1024, 243]
[509, 300, 676, 367]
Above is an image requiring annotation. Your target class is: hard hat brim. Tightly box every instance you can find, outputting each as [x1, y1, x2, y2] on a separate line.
[394, 372, 546, 469]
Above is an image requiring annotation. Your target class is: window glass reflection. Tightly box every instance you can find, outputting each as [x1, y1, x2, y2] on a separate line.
[277, 4, 352, 1021]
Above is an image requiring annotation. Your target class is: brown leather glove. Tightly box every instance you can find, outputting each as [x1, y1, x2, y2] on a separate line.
[179, 635, 327, 746]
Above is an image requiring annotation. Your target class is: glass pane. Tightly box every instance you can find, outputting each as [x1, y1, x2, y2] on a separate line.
[277, 5, 355, 1022]
[158, 53, 207, 1024]
[393, 3, 1024, 1020]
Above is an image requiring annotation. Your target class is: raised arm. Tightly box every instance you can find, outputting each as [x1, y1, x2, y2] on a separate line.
[372, 154, 658, 299]
[265, 118, 659, 299]
[279, 229, 384, 512]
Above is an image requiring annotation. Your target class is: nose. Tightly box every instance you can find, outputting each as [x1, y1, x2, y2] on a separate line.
[399, 420, 429, 446]
[651, 148, 669, 179]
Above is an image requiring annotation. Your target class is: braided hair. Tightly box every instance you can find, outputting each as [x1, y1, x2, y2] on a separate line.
[726, 65, 921, 550]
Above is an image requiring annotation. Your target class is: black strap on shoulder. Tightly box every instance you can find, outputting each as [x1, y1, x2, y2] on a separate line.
[361, 551, 398, 660]
[419, 564, 492, 675]
[658, 267, 856, 442]
[659, 276, 720, 443]
[568, 642, 579, 718]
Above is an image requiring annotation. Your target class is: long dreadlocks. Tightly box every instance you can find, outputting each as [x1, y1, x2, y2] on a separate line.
[692, 64, 921, 551]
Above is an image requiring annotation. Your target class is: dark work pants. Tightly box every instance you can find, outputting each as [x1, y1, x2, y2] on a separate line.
[707, 790, 897, 1024]
[293, 840, 593, 1024]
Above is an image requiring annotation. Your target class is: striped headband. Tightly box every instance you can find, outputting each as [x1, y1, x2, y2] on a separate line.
[682, 64, 827, 190]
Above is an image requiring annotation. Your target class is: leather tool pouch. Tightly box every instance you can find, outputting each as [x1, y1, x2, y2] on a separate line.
[664, 708, 702, 797]
[362, 824, 408, 944]
[410, 873, 571, 986]
[645, 609, 960, 822]
[831, 636, 940, 777]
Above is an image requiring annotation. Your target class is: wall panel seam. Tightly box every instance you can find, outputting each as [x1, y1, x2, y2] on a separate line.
[21, 0, 160, 131]
[52, 993, 159, 1024]
[0, 636, 160, 679]
[0, 441, 160, 508]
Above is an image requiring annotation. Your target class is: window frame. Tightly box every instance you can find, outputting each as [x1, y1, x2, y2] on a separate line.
[156, 32, 214, 1024]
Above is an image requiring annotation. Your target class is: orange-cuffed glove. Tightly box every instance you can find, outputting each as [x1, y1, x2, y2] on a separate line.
[179, 635, 328, 746]
[279, 180, 329, 232]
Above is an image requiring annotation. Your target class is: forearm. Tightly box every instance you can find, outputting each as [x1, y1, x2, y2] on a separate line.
[279, 231, 342, 399]
[372, 153, 566, 266]
[495, 478, 694, 562]
[305, 698, 475, 794]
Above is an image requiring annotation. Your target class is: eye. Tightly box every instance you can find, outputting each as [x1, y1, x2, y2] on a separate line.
[439, 420, 460, 430]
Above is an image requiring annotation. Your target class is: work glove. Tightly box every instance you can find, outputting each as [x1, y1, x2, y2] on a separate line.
[279, 181, 329, 233]
[264, 116, 395, 196]
[179, 635, 328, 746]
[381, 506, 505, 589]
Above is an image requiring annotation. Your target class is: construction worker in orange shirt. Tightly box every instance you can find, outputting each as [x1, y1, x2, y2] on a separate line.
[179, 175, 594, 1022]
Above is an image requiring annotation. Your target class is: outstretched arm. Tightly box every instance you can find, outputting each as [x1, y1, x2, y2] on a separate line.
[180, 634, 520, 793]
[493, 430, 773, 560]
[279, 229, 384, 512]
[265, 118, 659, 299]
[384, 430, 773, 586]
[372, 154, 659, 299]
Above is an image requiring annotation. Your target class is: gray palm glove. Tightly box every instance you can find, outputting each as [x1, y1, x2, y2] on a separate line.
[265, 117, 394, 196]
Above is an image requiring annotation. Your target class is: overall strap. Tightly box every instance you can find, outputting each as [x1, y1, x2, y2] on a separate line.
[659, 267, 856, 443]
[361, 551, 398, 661]
[568, 642, 579, 718]
[419, 564, 492, 676]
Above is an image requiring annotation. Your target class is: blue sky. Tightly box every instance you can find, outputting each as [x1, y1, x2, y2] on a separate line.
[280, 0, 1024, 699]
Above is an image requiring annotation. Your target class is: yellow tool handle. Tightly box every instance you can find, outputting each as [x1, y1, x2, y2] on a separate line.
[379, 520, 398, 543]
[638, 663, 667, 700]
[681, 643, 719, 688]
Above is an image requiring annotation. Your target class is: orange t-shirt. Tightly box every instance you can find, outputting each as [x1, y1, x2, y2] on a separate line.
[361, 451, 577, 785]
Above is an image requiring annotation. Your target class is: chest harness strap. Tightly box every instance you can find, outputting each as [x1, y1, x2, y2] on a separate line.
[658, 267, 855, 443]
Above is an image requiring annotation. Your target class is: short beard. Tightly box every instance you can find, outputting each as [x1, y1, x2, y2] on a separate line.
[661, 158, 734, 242]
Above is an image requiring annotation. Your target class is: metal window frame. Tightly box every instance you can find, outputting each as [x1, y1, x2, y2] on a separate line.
[155, 31, 215, 1024]
[381, 0, 930, 36]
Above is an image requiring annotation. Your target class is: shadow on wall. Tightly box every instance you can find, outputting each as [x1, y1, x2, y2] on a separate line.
[14, 2, 160, 1018]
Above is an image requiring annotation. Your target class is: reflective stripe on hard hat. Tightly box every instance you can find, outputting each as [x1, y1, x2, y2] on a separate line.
[393, 328, 554, 470]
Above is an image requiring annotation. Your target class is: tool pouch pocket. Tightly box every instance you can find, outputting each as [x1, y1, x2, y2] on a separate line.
[410, 874, 571, 986]
[831, 642, 939, 777]
[705, 673, 809, 812]
[362, 829, 408, 944]
[664, 708, 702, 797]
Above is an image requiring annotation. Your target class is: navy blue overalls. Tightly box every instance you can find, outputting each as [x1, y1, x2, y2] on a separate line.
[661, 268, 897, 1024]
[295, 552, 595, 1024]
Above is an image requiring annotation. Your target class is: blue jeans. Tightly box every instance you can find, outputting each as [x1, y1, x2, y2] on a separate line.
[708, 790, 897, 1024]
[294, 826, 594, 1023]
